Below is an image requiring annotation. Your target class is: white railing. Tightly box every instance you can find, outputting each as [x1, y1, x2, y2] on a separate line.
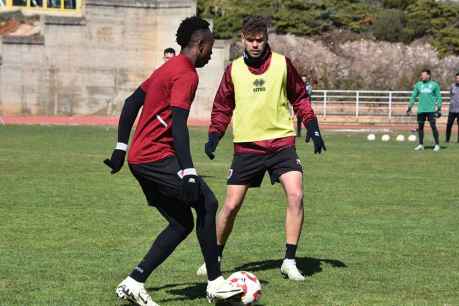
[311, 90, 451, 119]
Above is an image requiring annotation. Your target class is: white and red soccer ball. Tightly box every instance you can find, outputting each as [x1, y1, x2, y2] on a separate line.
[228, 271, 262, 305]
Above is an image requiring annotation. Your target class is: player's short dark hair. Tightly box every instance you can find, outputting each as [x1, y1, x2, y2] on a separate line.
[242, 16, 268, 36]
[456, 72, 459, 77]
[163, 47, 175, 55]
[176, 16, 210, 48]
[422, 69, 431, 76]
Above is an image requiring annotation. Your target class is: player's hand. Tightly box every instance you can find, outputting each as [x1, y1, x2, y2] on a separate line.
[306, 118, 326, 154]
[204, 133, 221, 160]
[182, 174, 200, 203]
[104, 149, 126, 174]
[406, 107, 412, 116]
[435, 109, 442, 118]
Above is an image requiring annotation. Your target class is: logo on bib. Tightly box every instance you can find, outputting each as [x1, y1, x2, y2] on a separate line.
[253, 78, 266, 93]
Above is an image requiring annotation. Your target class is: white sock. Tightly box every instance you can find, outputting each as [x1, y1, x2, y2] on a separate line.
[283, 258, 296, 265]
[208, 275, 224, 285]
[126, 276, 144, 286]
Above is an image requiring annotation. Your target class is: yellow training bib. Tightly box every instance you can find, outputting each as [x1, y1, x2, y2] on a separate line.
[231, 52, 295, 143]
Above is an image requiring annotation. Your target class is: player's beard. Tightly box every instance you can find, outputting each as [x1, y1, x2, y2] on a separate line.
[196, 54, 210, 68]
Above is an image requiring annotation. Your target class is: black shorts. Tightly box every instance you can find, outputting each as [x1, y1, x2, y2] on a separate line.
[448, 112, 459, 122]
[227, 147, 303, 188]
[129, 156, 216, 208]
[417, 112, 435, 123]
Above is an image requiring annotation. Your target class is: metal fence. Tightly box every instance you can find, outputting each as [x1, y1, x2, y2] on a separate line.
[310, 90, 451, 119]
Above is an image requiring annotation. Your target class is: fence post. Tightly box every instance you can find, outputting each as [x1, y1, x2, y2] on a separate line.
[323, 91, 327, 117]
[388, 91, 392, 120]
[356, 91, 359, 117]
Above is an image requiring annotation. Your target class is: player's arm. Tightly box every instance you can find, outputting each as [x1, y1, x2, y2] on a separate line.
[170, 72, 200, 203]
[104, 87, 145, 174]
[407, 83, 419, 113]
[171, 107, 194, 170]
[205, 64, 236, 159]
[285, 57, 326, 154]
[435, 82, 442, 110]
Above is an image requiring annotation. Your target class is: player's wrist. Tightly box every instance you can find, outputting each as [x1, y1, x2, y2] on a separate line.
[115, 142, 128, 151]
[178, 168, 198, 178]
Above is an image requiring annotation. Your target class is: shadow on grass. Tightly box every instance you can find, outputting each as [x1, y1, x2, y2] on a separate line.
[146, 281, 266, 304]
[233, 256, 347, 277]
[145, 282, 206, 303]
[424, 145, 447, 149]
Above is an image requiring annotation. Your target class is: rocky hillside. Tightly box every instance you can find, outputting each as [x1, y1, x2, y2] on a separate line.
[231, 32, 459, 90]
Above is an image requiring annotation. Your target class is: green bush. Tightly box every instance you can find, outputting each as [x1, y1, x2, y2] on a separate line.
[198, 0, 459, 56]
[373, 9, 405, 42]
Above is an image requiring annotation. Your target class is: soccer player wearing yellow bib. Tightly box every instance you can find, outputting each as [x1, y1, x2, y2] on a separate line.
[197, 16, 326, 281]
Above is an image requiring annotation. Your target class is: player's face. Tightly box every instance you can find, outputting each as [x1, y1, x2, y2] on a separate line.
[242, 32, 267, 58]
[455, 75, 459, 85]
[420, 72, 430, 81]
[195, 36, 214, 68]
[163, 52, 175, 62]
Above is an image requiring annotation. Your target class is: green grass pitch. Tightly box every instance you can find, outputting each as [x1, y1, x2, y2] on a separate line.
[1, 125, 458, 306]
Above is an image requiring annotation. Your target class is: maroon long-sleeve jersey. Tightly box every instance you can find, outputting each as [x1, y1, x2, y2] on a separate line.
[208, 49, 316, 155]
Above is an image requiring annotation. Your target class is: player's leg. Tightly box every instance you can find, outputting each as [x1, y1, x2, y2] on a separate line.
[194, 179, 244, 302]
[217, 185, 249, 251]
[193, 178, 220, 281]
[279, 171, 304, 250]
[428, 113, 440, 151]
[446, 112, 455, 143]
[196, 184, 249, 277]
[278, 171, 305, 281]
[117, 173, 193, 306]
[455, 113, 459, 143]
[267, 148, 305, 281]
[216, 154, 264, 257]
[197, 154, 265, 276]
[415, 113, 426, 150]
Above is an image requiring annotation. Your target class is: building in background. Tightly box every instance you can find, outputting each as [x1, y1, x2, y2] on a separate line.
[0, 0, 229, 120]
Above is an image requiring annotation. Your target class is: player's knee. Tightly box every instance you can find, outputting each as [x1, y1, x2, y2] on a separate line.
[206, 196, 218, 216]
[287, 190, 304, 206]
[223, 201, 242, 218]
[174, 218, 194, 237]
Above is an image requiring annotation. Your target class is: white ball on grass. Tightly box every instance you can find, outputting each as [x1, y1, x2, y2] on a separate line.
[396, 134, 405, 142]
[408, 134, 417, 142]
[367, 133, 376, 141]
[381, 134, 390, 142]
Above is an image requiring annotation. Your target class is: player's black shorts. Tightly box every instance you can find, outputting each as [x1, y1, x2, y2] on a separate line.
[129, 156, 216, 208]
[227, 147, 303, 188]
[417, 112, 435, 123]
[448, 112, 459, 121]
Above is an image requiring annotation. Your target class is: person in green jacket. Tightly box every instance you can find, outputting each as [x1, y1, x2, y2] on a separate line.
[406, 69, 442, 152]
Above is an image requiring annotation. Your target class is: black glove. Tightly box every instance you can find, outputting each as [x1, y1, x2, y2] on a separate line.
[204, 133, 221, 160]
[306, 118, 326, 154]
[406, 106, 412, 115]
[435, 109, 442, 118]
[104, 149, 126, 174]
[182, 174, 200, 204]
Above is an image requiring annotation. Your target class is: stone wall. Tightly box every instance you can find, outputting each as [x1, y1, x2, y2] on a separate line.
[0, 0, 229, 120]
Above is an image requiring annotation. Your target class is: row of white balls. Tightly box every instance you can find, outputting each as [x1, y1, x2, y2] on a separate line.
[367, 134, 417, 142]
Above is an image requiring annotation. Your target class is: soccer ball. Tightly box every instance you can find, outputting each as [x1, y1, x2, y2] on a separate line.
[396, 134, 405, 142]
[227, 271, 261, 305]
[367, 133, 376, 141]
[381, 134, 390, 142]
[408, 134, 417, 142]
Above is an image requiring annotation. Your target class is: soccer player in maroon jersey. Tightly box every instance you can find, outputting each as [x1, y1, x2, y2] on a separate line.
[196, 16, 326, 281]
[104, 17, 242, 306]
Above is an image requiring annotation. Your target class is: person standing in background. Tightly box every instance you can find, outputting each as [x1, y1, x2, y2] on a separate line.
[446, 72, 459, 143]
